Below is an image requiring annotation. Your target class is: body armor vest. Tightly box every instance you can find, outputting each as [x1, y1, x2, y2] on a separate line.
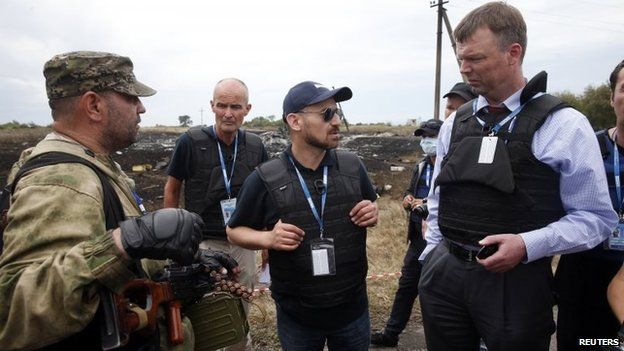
[184, 126, 265, 240]
[436, 72, 568, 244]
[256, 150, 367, 308]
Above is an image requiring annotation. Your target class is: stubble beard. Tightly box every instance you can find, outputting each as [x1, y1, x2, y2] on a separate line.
[304, 130, 339, 150]
[102, 107, 139, 152]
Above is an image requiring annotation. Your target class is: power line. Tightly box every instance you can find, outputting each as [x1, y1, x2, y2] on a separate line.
[528, 14, 624, 34]
[448, 2, 624, 34]
[522, 8, 624, 29]
[577, 0, 624, 10]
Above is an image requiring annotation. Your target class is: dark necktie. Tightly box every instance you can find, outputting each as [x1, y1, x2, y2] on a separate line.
[481, 105, 510, 133]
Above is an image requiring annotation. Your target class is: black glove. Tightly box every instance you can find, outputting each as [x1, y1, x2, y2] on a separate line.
[196, 248, 239, 275]
[120, 208, 203, 265]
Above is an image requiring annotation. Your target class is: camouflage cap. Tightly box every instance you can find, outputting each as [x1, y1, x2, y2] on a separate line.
[43, 51, 157, 100]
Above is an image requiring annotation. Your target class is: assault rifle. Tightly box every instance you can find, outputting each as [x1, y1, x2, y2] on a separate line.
[100, 263, 214, 350]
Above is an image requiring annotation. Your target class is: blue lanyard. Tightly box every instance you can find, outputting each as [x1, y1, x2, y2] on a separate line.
[473, 93, 544, 135]
[132, 191, 147, 214]
[214, 128, 238, 198]
[614, 132, 624, 214]
[425, 163, 432, 188]
[287, 155, 328, 238]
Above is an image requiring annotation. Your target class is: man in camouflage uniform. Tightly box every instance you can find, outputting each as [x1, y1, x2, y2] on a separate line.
[0, 51, 231, 350]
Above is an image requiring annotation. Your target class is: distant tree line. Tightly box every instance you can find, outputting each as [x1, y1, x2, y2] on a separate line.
[555, 83, 615, 130]
[1, 85, 616, 131]
[0, 120, 42, 130]
[243, 115, 281, 128]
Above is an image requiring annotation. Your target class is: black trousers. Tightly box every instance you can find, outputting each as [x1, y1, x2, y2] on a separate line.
[384, 220, 426, 337]
[418, 241, 555, 351]
[554, 251, 621, 351]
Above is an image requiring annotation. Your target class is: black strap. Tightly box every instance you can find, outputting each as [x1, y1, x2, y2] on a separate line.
[596, 129, 610, 159]
[9, 152, 125, 230]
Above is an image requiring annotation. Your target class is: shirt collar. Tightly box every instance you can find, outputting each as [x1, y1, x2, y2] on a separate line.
[474, 87, 523, 114]
[206, 125, 245, 145]
[284, 144, 336, 172]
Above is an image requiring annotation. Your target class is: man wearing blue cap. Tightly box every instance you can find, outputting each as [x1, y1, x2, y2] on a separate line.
[226, 81, 379, 350]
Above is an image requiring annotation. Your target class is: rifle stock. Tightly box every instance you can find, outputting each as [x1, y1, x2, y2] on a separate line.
[101, 278, 184, 349]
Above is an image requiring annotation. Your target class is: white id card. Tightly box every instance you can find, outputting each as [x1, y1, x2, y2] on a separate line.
[478, 137, 498, 164]
[312, 249, 330, 275]
[310, 238, 336, 276]
[220, 197, 237, 225]
[608, 221, 624, 251]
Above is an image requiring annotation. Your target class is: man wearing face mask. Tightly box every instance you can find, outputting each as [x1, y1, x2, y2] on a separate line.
[370, 118, 442, 347]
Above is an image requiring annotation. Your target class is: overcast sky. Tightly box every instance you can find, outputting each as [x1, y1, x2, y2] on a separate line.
[1, 0, 623, 127]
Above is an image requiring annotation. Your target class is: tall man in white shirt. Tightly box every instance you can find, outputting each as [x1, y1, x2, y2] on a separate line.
[417, 2, 618, 351]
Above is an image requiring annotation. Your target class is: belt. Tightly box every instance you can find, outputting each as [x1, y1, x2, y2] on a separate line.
[445, 239, 480, 262]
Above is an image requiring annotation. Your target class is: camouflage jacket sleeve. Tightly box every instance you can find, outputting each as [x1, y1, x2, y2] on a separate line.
[0, 163, 137, 350]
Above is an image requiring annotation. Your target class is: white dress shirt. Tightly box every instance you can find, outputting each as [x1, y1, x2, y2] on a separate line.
[420, 88, 618, 263]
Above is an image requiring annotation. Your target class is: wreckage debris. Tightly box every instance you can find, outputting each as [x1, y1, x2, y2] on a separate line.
[132, 164, 153, 172]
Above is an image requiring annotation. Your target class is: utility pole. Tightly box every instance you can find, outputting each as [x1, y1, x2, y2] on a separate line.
[200, 107, 204, 126]
[430, 0, 448, 120]
[332, 86, 350, 133]
[429, 0, 464, 118]
[442, 9, 463, 71]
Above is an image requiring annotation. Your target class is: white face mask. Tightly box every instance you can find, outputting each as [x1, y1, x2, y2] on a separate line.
[420, 137, 438, 156]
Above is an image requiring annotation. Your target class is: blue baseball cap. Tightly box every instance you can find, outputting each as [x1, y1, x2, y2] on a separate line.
[282, 81, 352, 121]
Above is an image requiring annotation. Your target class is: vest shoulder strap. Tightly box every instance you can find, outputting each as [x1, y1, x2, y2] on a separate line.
[256, 155, 290, 190]
[455, 99, 475, 120]
[450, 98, 478, 143]
[502, 94, 569, 143]
[333, 150, 361, 177]
[595, 129, 610, 159]
[187, 127, 263, 157]
[243, 130, 263, 150]
[185, 125, 214, 148]
[2, 152, 124, 238]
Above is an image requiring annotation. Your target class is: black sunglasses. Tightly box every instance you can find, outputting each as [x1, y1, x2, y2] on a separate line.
[298, 107, 343, 122]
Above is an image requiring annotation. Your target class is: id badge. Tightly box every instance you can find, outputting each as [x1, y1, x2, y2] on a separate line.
[220, 197, 237, 226]
[478, 137, 498, 164]
[310, 238, 336, 276]
[608, 220, 624, 251]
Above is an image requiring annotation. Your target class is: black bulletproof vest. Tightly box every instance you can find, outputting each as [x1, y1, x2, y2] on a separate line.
[436, 73, 568, 244]
[184, 126, 264, 240]
[256, 150, 367, 308]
